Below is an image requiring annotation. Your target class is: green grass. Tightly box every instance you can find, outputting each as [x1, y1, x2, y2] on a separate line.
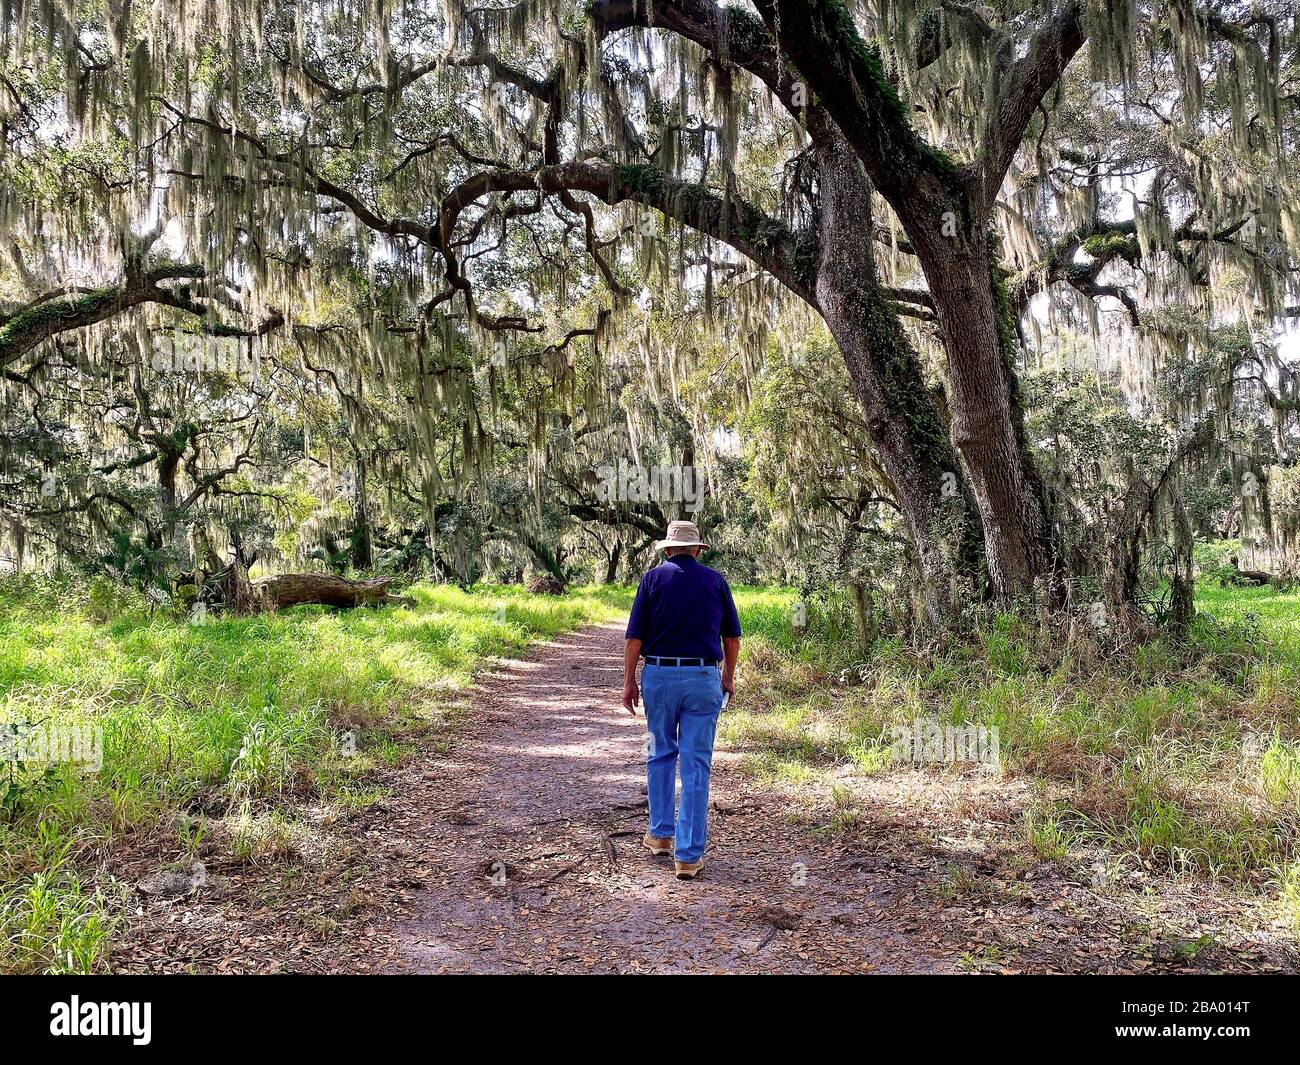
[0, 575, 629, 973]
[1196, 582, 1300, 649]
[7, 574, 1300, 967]
[723, 584, 1300, 918]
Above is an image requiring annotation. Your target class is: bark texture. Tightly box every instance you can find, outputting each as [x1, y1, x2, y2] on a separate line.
[920, 232, 1056, 600]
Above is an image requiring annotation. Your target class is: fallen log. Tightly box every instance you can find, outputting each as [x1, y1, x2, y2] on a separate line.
[1230, 567, 1274, 587]
[1223, 556, 1276, 587]
[252, 573, 416, 611]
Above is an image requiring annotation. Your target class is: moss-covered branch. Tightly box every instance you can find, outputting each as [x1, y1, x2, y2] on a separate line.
[981, 0, 1086, 208]
[589, 0, 822, 135]
[746, 0, 960, 212]
[440, 160, 818, 304]
[0, 263, 282, 367]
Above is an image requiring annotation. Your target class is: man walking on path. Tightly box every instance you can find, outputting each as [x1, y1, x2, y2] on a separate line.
[622, 520, 742, 880]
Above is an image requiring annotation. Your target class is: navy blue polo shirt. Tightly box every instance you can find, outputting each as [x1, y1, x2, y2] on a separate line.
[625, 554, 742, 660]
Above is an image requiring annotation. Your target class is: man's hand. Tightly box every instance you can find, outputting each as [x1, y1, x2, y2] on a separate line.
[622, 638, 643, 714]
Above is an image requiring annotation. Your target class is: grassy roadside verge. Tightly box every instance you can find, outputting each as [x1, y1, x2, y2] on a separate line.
[724, 585, 1300, 946]
[0, 577, 628, 973]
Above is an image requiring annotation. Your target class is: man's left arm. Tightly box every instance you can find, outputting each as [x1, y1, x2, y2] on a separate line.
[722, 637, 740, 695]
[720, 581, 742, 697]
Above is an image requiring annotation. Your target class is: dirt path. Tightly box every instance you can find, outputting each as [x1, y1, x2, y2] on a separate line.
[114, 622, 1297, 973]
[382, 623, 950, 974]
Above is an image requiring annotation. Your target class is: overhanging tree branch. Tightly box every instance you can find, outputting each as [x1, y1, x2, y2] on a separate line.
[745, 0, 961, 223]
[0, 265, 204, 368]
[436, 160, 815, 305]
[590, 0, 826, 137]
[981, 0, 1086, 209]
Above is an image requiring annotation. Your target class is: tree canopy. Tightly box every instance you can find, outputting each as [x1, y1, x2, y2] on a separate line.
[2, 0, 1298, 629]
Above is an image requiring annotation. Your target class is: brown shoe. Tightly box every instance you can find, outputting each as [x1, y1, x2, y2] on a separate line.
[674, 859, 704, 880]
[642, 833, 673, 856]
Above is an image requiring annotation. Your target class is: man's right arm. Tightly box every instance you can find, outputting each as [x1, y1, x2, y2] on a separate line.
[623, 575, 650, 714]
[622, 638, 643, 714]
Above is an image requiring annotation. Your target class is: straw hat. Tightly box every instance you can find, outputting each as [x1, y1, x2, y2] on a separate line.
[653, 519, 710, 552]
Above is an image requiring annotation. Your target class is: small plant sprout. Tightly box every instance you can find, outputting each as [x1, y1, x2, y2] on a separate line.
[178, 815, 205, 857]
[0, 722, 16, 763]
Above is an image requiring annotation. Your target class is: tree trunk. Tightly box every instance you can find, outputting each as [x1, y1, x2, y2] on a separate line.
[848, 581, 877, 651]
[351, 461, 373, 570]
[155, 449, 181, 551]
[158, 451, 179, 511]
[915, 229, 1055, 602]
[227, 560, 256, 615]
[518, 531, 568, 588]
[815, 136, 984, 626]
[1168, 494, 1195, 638]
[1106, 479, 1149, 620]
[252, 573, 415, 611]
[1225, 558, 1274, 587]
[604, 536, 622, 583]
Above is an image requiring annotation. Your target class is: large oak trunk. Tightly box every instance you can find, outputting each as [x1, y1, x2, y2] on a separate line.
[751, 0, 1066, 604]
[816, 138, 985, 625]
[913, 226, 1056, 602]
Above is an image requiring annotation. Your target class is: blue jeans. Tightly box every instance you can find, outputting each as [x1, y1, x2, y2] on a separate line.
[641, 663, 724, 863]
